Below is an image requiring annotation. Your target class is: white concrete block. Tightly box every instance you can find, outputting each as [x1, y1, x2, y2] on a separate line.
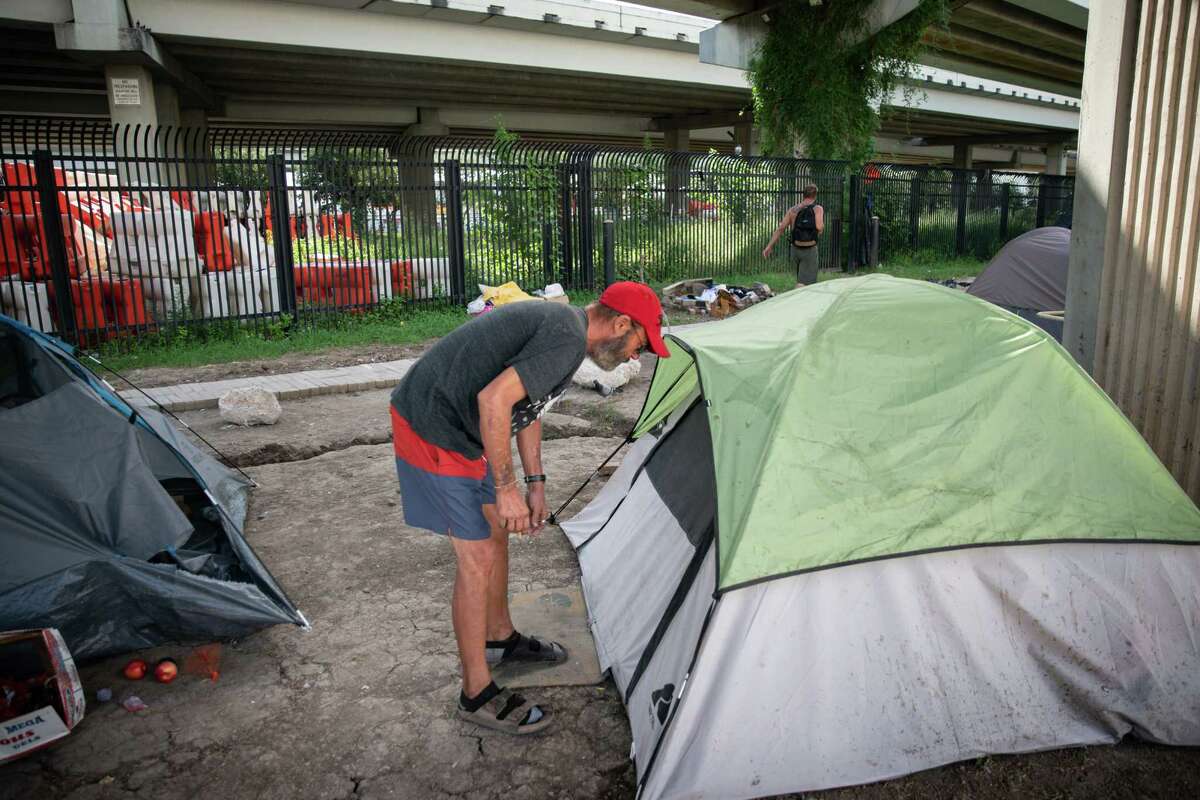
[225, 269, 265, 317]
[368, 260, 395, 301]
[0, 280, 53, 332]
[197, 272, 231, 319]
[254, 267, 282, 314]
[140, 276, 195, 322]
[410, 257, 451, 300]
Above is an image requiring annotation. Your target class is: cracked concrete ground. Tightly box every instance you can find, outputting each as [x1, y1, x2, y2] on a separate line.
[5, 347, 1200, 800]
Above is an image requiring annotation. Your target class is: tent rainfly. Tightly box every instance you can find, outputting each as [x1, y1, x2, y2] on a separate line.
[966, 226, 1071, 340]
[0, 314, 307, 659]
[563, 275, 1200, 800]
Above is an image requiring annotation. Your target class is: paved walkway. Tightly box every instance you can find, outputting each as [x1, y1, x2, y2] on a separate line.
[119, 359, 414, 411]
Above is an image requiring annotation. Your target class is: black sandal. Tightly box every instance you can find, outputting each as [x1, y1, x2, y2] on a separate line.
[457, 683, 552, 735]
[485, 631, 568, 666]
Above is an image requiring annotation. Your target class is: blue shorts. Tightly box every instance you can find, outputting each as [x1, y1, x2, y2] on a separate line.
[392, 409, 496, 540]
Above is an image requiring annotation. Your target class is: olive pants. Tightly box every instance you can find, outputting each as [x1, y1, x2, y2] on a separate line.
[792, 244, 819, 285]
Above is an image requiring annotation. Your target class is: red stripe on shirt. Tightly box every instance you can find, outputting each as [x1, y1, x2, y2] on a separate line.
[390, 407, 487, 480]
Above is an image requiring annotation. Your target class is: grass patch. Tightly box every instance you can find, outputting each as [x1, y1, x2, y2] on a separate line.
[863, 252, 986, 282]
[93, 258, 984, 373]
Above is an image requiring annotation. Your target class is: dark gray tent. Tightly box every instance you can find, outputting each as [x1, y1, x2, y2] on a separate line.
[0, 314, 306, 659]
[967, 226, 1070, 340]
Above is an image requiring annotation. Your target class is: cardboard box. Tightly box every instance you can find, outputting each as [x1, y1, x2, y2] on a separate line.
[0, 628, 85, 765]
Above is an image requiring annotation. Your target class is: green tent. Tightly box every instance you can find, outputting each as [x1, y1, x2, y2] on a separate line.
[564, 274, 1200, 799]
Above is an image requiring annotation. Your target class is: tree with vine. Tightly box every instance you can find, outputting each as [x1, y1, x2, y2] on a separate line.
[748, 0, 949, 165]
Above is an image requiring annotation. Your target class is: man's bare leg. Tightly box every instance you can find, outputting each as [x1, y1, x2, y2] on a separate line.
[481, 503, 516, 642]
[449, 535, 495, 697]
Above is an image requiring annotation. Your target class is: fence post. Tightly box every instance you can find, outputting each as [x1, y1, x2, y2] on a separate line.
[954, 171, 968, 256]
[577, 157, 595, 288]
[868, 216, 880, 269]
[558, 163, 574, 288]
[266, 155, 298, 319]
[847, 174, 862, 270]
[32, 150, 77, 343]
[1035, 179, 1048, 228]
[443, 159, 467, 304]
[999, 183, 1011, 241]
[541, 222, 554, 286]
[602, 219, 615, 286]
[908, 175, 921, 249]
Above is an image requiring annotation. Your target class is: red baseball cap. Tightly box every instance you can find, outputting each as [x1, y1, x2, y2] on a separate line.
[599, 281, 671, 358]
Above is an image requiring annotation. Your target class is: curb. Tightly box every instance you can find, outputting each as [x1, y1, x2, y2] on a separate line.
[120, 359, 415, 412]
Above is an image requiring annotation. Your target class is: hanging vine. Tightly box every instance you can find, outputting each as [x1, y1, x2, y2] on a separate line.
[748, 0, 949, 164]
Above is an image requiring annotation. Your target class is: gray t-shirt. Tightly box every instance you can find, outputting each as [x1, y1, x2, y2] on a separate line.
[391, 302, 588, 459]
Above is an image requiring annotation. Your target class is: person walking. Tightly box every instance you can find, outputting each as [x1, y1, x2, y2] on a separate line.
[389, 282, 670, 735]
[762, 184, 825, 286]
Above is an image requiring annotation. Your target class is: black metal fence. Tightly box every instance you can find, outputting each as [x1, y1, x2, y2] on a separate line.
[848, 163, 1076, 266]
[0, 119, 1073, 346]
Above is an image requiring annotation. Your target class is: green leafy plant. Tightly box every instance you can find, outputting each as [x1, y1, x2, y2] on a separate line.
[748, 1, 949, 164]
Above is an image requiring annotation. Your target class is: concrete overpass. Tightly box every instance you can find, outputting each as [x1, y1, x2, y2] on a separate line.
[0, 0, 1079, 168]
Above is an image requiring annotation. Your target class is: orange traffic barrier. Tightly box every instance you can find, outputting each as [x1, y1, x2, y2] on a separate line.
[390, 260, 412, 296]
[193, 211, 235, 271]
[95, 276, 149, 328]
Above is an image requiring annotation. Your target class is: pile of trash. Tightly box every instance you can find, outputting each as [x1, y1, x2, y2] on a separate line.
[662, 278, 773, 318]
[467, 282, 568, 316]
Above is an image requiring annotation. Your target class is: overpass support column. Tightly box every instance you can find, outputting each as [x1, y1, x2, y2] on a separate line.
[397, 109, 449, 227]
[1066, 0, 1200, 500]
[105, 64, 179, 185]
[1044, 143, 1067, 175]
[734, 121, 757, 157]
[665, 128, 690, 217]
[952, 144, 972, 169]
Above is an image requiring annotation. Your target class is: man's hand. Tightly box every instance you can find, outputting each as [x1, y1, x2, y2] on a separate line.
[497, 483, 532, 534]
[527, 482, 547, 534]
[762, 245, 773, 259]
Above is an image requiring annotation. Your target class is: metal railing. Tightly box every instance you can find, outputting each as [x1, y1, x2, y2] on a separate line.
[0, 119, 1073, 346]
[849, 163, 1075, 266]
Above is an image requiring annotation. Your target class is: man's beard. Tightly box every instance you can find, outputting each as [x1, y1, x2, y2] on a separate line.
[590, 330, 635, 371]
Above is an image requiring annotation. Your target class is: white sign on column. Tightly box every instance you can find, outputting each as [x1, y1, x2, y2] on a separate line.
[111, 78, 142, 106]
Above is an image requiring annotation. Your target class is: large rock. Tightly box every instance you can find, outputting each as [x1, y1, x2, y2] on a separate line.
[571, 357, 641, 396]
[218, 386, 283, 426]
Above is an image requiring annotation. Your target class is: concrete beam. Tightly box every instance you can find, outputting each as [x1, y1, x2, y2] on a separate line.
[125, 0, 750, 92]
[700, 0, 921, 69]
[888, 79, 1080, 130]
[918, 129, 1077, 147]
[0, 0, 73, 25]
[650, 109, 752, 131]
[54, 0, 222, 112]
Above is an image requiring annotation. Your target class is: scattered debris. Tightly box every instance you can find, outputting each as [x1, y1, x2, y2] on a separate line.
[184, 644, 222, 683]
[469, 282, 570, 316]
[119, 693, 148, 713]
[572, 357, 641, 395]
[662, 278, 773, 317]
[96, 688, 112, 703]
[0, 629, 85, 764]
[219, 386, 283, 426]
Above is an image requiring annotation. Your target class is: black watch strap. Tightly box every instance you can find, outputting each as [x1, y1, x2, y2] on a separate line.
[524, 474, 546, 484]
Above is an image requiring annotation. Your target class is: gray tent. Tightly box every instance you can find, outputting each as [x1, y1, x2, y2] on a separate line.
[0, 314, 306, 659]
[967, 226, 1070, 340]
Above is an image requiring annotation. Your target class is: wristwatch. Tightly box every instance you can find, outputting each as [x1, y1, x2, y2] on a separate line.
[524, 474, 546, 484]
